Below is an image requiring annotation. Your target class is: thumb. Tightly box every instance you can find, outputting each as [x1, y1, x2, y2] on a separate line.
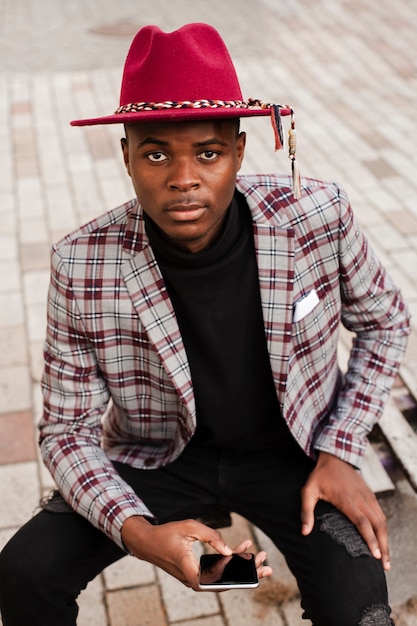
[300, 486, 318, 536]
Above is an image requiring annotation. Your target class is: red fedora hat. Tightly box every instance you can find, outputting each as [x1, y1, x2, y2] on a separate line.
[70, 23, 301, 198]
[70, 23, 292, 127]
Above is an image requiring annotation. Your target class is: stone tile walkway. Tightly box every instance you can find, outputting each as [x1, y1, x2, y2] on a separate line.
[1, 0, 417, 623]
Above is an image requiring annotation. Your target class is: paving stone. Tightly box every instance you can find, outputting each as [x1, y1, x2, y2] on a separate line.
[380, 480, 417, 606]
[26, 302, 48, 343]
[107, 585, 167, 626]
[19, 217, 49, 246]
[367, 223, 409, 252]
[0, 364, 32, 414]
[0, 207, 16, 237]
[38, 456, 57, 493]
[103, 555, 156, 590]
[0, 261, 20, 292]
[23, 269, 50, 305]
[45, 186, 77, 232]
[0, 411, 37, 464]
[0, 235, 18, 261]
[391, 250, 417, 284]
[20, 243, 51, 272]
[0, 462, 39, 528]
[0, 293, 24, 327]
[29, 341, 44, 382]
[0, 326, 28, 366]
[385, 210, 417, 236]
[78, 575, 108, 626]
[220, 587, 285, 626]
[281, 599, 310, 626]
[157, 568, 220, 623]
[174, 618, 225, 626]
[363, 158, 399, 180]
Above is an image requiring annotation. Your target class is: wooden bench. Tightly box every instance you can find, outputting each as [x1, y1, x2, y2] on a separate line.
[338, 329, 417, 495]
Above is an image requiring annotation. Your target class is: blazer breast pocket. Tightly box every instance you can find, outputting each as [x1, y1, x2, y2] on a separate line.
[292, 289, 320, 323]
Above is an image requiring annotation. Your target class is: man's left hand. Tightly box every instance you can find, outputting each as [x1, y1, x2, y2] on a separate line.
[300, 451, 390, 570]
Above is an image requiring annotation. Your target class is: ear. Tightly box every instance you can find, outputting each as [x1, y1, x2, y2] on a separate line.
[121, 137, 131, 176]
[236, 131, 246, 172]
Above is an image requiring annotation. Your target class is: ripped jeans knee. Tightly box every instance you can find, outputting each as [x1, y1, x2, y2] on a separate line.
[318, 509, 371, 558]
[359, 604, 395, 626]
[307, 509, 394, 625]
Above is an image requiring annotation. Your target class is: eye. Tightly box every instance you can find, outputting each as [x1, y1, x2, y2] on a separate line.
[199, 150, 219, 161]
[146, 152, 168, 163]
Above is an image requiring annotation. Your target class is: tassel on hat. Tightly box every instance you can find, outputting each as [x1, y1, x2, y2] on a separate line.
[288, 110, 301, 200]
[270, 104, 284, 151]
[270, 105, 302, 200]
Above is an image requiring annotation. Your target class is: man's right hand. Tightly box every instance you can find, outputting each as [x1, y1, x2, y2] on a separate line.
[121, 516, 272, 590]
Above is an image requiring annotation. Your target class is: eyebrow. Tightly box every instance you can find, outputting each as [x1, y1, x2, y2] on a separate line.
[136, 137, 229, 149]
[194, 138, 228, 147]
[136, 137, 170, 148]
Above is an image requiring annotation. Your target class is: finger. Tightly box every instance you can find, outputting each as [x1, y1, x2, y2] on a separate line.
[300, 485, 319, 536]
[254, 550, 268, 568]
[254, 551, 272, 579]
[369, 501, 390, 570]
[177, 551, 201, 588]
[257, 565, 273, 579]
[184, 520, 233, 556]
[351, 511, 384, 566]
[375, 521, 390, 571]
[356, 505, 390, 570]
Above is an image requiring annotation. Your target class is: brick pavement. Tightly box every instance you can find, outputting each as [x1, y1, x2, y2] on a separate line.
[1, 0, 417, 624]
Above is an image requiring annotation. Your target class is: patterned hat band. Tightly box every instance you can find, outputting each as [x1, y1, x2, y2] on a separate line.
[115, 98, 288, 114]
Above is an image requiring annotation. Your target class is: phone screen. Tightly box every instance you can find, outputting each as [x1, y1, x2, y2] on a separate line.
[199, 553, 259, 589]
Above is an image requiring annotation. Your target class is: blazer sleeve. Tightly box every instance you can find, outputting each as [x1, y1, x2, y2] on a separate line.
[312, 184, 411, 467]
[39, 246, 155, 551]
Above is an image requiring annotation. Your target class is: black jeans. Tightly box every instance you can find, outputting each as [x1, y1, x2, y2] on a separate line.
[0, 437, 393, 626]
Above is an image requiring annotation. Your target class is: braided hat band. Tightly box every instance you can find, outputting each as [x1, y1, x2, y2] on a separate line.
[115, 99, 288, 114]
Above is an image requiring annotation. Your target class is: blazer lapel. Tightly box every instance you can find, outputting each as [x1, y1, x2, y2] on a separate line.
[252, 221, 295, 405]
[121, 224, 195, 422]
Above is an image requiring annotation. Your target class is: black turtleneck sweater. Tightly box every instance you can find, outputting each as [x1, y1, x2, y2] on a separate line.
[144, 191, 287, 451]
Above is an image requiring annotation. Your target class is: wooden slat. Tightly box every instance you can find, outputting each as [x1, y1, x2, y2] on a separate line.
[379, 398, 417, 491]
[399, 362, 417, 404]
[361, 442, 395, 495]
[337, 337, 397, 494]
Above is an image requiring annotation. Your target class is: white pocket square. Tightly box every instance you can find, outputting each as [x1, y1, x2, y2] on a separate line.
[293, 289, 320, 322]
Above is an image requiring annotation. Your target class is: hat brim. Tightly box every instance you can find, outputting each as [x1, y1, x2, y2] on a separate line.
[70, 106, 292, 127]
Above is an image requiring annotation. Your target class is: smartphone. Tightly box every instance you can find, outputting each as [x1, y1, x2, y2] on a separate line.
[198, 552, 259, 590]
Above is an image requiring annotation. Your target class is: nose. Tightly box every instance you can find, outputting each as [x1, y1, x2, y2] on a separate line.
[168, 157, 200, 192]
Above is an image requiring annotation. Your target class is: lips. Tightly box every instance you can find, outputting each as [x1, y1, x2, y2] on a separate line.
[166, 204, 207, 221]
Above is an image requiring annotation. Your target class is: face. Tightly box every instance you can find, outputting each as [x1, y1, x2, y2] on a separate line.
[121, 119, 246, 253]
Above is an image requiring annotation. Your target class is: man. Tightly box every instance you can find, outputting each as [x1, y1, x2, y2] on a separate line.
[0, 22, 410, 626]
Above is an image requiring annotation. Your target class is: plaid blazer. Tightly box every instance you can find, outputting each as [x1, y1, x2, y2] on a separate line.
[40, 175, 410, 548]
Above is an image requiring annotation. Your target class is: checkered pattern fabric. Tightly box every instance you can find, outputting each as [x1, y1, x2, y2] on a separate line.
[39, 175, 410, 549]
